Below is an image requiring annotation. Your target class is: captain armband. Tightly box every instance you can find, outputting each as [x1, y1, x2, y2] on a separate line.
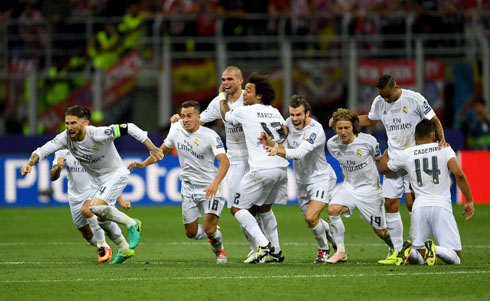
[113, 124, 129, 138]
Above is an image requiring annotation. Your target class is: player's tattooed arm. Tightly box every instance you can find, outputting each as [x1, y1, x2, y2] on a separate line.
[20, 154, 40, 176]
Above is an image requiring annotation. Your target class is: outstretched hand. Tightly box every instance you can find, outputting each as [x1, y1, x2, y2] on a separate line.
[128, 161, 145, 171]
[20, 165, 31, 176]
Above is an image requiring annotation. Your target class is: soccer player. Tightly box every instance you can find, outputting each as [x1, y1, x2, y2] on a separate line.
[378, 119, 474, 265]
[220, 72, 288, 264]
[260, 95, 337, 264]
[326, 108, 395, 263]
[129, 100, 230, 264]
[191, 66, 264, 262]
[20, 105, 163, 264]
[50, 150, 131, 263]
[357, 74, 446, 264]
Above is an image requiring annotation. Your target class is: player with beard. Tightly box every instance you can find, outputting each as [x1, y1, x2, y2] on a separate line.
[260, 95, 337, 263]
[21, 105, 163, 264]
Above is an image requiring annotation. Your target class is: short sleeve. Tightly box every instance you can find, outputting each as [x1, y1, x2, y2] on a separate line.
[210, 133, 226, 157]
[415, 93, 436, 120]
[368, 98, 381, 121]
[387, 152, 408, 172]
[200, 97, 221, 124]
[163, 124, 180, 148]
[224, 108, 242, 126]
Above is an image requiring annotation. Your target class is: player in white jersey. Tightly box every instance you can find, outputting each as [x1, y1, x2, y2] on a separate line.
[129, 101, 230, 264]
[221, 72, 288, 264]
[357, 74, 446, 264]
[50, 149, 131, 263]
[191, 66, 264, 261]
[21, 105, 164, 264]
[260, 95, 337, 263]
[378, 119, 474, 266]
[326, 108, 395, 263]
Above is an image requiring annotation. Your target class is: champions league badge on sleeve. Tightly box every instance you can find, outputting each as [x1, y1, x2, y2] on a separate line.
[216, 137, 224, 149]
[306, 132, 317, 144]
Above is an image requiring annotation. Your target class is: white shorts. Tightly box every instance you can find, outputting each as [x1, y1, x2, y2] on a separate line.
[181, 181, 225, 224]
[411, 206, 462, 251]
[330, 185, 387, 230]
[225, 162, 249, 208]
[232, 167, 287, 209]
[297, 177, 336, 214]
[93, 173, 129, 206]
[382, 170, 412, 199]
[69, 201, 88, 228]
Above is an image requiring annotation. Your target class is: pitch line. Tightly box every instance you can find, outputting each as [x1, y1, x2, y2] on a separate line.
[2, 241, 490, 248]
[1, 270, 489, 284]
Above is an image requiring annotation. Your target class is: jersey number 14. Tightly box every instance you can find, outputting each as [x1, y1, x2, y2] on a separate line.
[414, 156, 441, 186]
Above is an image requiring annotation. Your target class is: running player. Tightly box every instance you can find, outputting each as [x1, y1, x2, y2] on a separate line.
[129, 100, 230, 264]
[326, 108, 395, 263]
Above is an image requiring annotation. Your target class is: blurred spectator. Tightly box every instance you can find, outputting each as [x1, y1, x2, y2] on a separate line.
[461, 98, 490, 150]
[19, 4, 46, 50]
[87, 22, 121, 70]
[118, 3, 146, 53]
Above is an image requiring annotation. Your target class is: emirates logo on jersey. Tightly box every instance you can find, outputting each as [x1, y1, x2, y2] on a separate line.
[93, 145, 99, 151]
[403, 106, 408, 114]
[194, 139, 200, 147]
[356, 149, 362, 157]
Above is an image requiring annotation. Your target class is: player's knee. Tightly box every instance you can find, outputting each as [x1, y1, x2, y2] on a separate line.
[185, 230, 197, 239]
[304, 214, 317, 227]
[204, 224, 217, 236]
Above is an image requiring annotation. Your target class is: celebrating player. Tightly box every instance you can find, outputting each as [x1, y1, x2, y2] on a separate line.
[21, 105, 163, 264]
[378, 119, 474, 266]
[261, 95, 337, 263]
[326, 108, 395, 263]
[129, 100, 230, 264]
[220, 72, 288, 264]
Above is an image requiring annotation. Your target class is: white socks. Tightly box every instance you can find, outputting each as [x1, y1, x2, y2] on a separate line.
[85, 236, 97, 247]
[408, 249, 424, 264]
[328, 215, 345, 253]
[113, 236, 130, 253]
[86, 216, 106, 247]
[435, 246, 461, 265]
[311, 222, 329, 250]
[386, 212, 403, 251]
[90, 205, 136, 228]
[99, 221, 123, 241]
[235, 210, 269, 247]
[191, 224, 207, 240]
[259, 210, 281, 253]
[208, 229, 224, 253]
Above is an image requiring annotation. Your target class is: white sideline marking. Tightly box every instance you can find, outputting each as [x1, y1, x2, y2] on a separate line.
[0, 270, 489, 283]
[2, 241, 490, 248]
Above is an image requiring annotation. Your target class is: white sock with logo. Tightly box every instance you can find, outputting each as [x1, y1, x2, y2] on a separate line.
[259, 210, 281, 253]
[311, 222, 329, 250]
[386, 212, 403, 252]
[192, 224, 207, 240]
[208, 229, 224, 252]
[86, 216, 106, 248]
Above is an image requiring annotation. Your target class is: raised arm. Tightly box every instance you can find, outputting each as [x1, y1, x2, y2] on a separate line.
[447, 158, 474, 222]
[218, 93, 230, 121]
[204, 153, 230, 200]
[50, 157, 66, 181]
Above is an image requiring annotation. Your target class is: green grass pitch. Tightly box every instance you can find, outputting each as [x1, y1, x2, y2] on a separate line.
[1, 204, 489, 300]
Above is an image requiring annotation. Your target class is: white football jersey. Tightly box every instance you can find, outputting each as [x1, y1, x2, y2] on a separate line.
[34, 125, 130, 183]
[327, 133, 382, 199]
[164, 122, 226, 186]
[387, 143, 456, 212]
[368, 89, 436, 158]
[53, 150, 98, 203]
[200, 91, 248, 164]
[284, 117, 335, 184]
[225, 104, 289, 171]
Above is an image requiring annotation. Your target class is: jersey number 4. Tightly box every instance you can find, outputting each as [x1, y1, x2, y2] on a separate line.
[414, 156, 441, 186]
